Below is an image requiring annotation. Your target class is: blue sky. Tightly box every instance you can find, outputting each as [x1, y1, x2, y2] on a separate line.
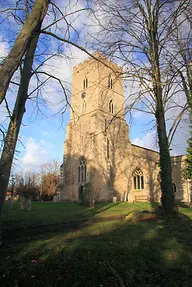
[0, 0, 189, 172]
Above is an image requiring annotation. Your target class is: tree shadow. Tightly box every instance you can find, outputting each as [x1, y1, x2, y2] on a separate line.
[1, 207, 192, 287]
[2, 202, 123, 243]
[177, 202, 189, 208]
[94, 202, 122, 214]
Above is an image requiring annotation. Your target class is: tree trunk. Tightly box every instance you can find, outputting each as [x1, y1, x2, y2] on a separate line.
[152, 54, 175, 213]
[156, 95, 175, 213]
[0, 0, 49, 105]
[0, 34, 39, 242]
[146, 0, 175, 213]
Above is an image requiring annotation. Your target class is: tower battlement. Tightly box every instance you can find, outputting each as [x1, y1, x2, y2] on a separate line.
[73, 51, 123, 74]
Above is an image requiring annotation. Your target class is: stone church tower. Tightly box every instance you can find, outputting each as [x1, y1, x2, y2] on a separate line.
[60, 53, 189, 203]
[60, 53, 131, 201]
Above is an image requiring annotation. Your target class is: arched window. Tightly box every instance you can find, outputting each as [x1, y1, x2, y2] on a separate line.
[78, 158, 86, 183]
[107, 138, 110, 159]
[109, 100, 114, 114]
[82, 100, 86, 113]
[83, 77, 88, 89]
[133, 168, 144, 189]
[108, 75, 112, 89]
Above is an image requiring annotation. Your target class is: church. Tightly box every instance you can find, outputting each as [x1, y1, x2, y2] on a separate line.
[59, 53, 189, 203]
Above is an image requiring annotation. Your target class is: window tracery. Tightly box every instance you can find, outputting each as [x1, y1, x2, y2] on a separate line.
[78, 158, 86, 183]
[133, 168, 144, 189]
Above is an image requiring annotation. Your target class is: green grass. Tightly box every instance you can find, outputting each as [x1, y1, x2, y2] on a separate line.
[1, 202, 192, 286]
[2, 201, 156, 230]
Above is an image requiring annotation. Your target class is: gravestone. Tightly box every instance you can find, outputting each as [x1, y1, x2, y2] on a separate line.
[53, 195, 58, 202]
[8, 197, 13, 209]
[27, 199, 32, 211]
[20, 195, 25, 210]
[20, 195, 32, 210]
[113, 196, 117, 203]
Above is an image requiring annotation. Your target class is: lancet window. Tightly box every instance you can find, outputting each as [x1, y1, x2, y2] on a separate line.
[83, 77, 88, 89]
[108, 75, 112, 89]
[109, 100, 114, 114]
[82, 100, 86, 113]
[78, 158, 86, 183]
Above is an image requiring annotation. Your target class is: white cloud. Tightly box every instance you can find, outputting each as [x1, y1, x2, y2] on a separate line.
[35, 45, 90, 113]
[41, 131, 50, 136]
[0, 104, 8, 122]
[43, 0, 88, 37]
[132, 121, 189, 156]
[132, 110, 144, 118]
[132, 130, 158, 151]
[44, 45, 90, 83]
[21, 137, 51, 170]
[0, 36, 9, 60]
[169, 120, 189, 156]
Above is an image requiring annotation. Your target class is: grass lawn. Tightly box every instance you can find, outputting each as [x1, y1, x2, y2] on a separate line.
[1, 202, 192, 286]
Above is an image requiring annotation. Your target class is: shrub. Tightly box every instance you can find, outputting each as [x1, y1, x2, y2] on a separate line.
[81, 182, 100, 207]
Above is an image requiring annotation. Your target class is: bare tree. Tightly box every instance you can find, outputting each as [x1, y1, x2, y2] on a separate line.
[0, 0, 93, 241]
[0, 0, 49, 105]
[162, 1, 192, 197]
[15, 170, 39, 209]
[8, 173, 16, 198]
[89, 0, 190, 213]
[167, 3, 192, 113]
[39, 160, 60, 200]
[0, 33, 40, 241]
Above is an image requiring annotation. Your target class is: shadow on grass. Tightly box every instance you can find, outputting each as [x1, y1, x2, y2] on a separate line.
[177, 201, 190, 208]
[94, 202, 122, 213]
[0, 208, 192, 287]
[2, 202, 125, 242]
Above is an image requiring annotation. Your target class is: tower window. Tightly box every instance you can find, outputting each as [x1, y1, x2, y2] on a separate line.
[78, 158, 86, 183]
[108, 75, 112, 89]
[82, 100, 86, 113]
[83, 77, 88, 89]
[133, 168, 144, 189]
[109, 100, 114, 114]
[107, 138, 110, 159]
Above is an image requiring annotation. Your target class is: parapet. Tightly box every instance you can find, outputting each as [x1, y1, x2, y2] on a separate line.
[73, 51, 123, 74]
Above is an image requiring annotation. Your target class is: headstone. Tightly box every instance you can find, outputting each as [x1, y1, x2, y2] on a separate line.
[8, 197, 13, 209]
[113, 196, 117, 203]
[27, 199, 32, 211]
[20, 195, 25, 210]
[53, 195, 58, 202]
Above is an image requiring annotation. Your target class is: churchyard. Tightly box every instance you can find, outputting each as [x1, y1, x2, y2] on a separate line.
[1, 202, 192, 286]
